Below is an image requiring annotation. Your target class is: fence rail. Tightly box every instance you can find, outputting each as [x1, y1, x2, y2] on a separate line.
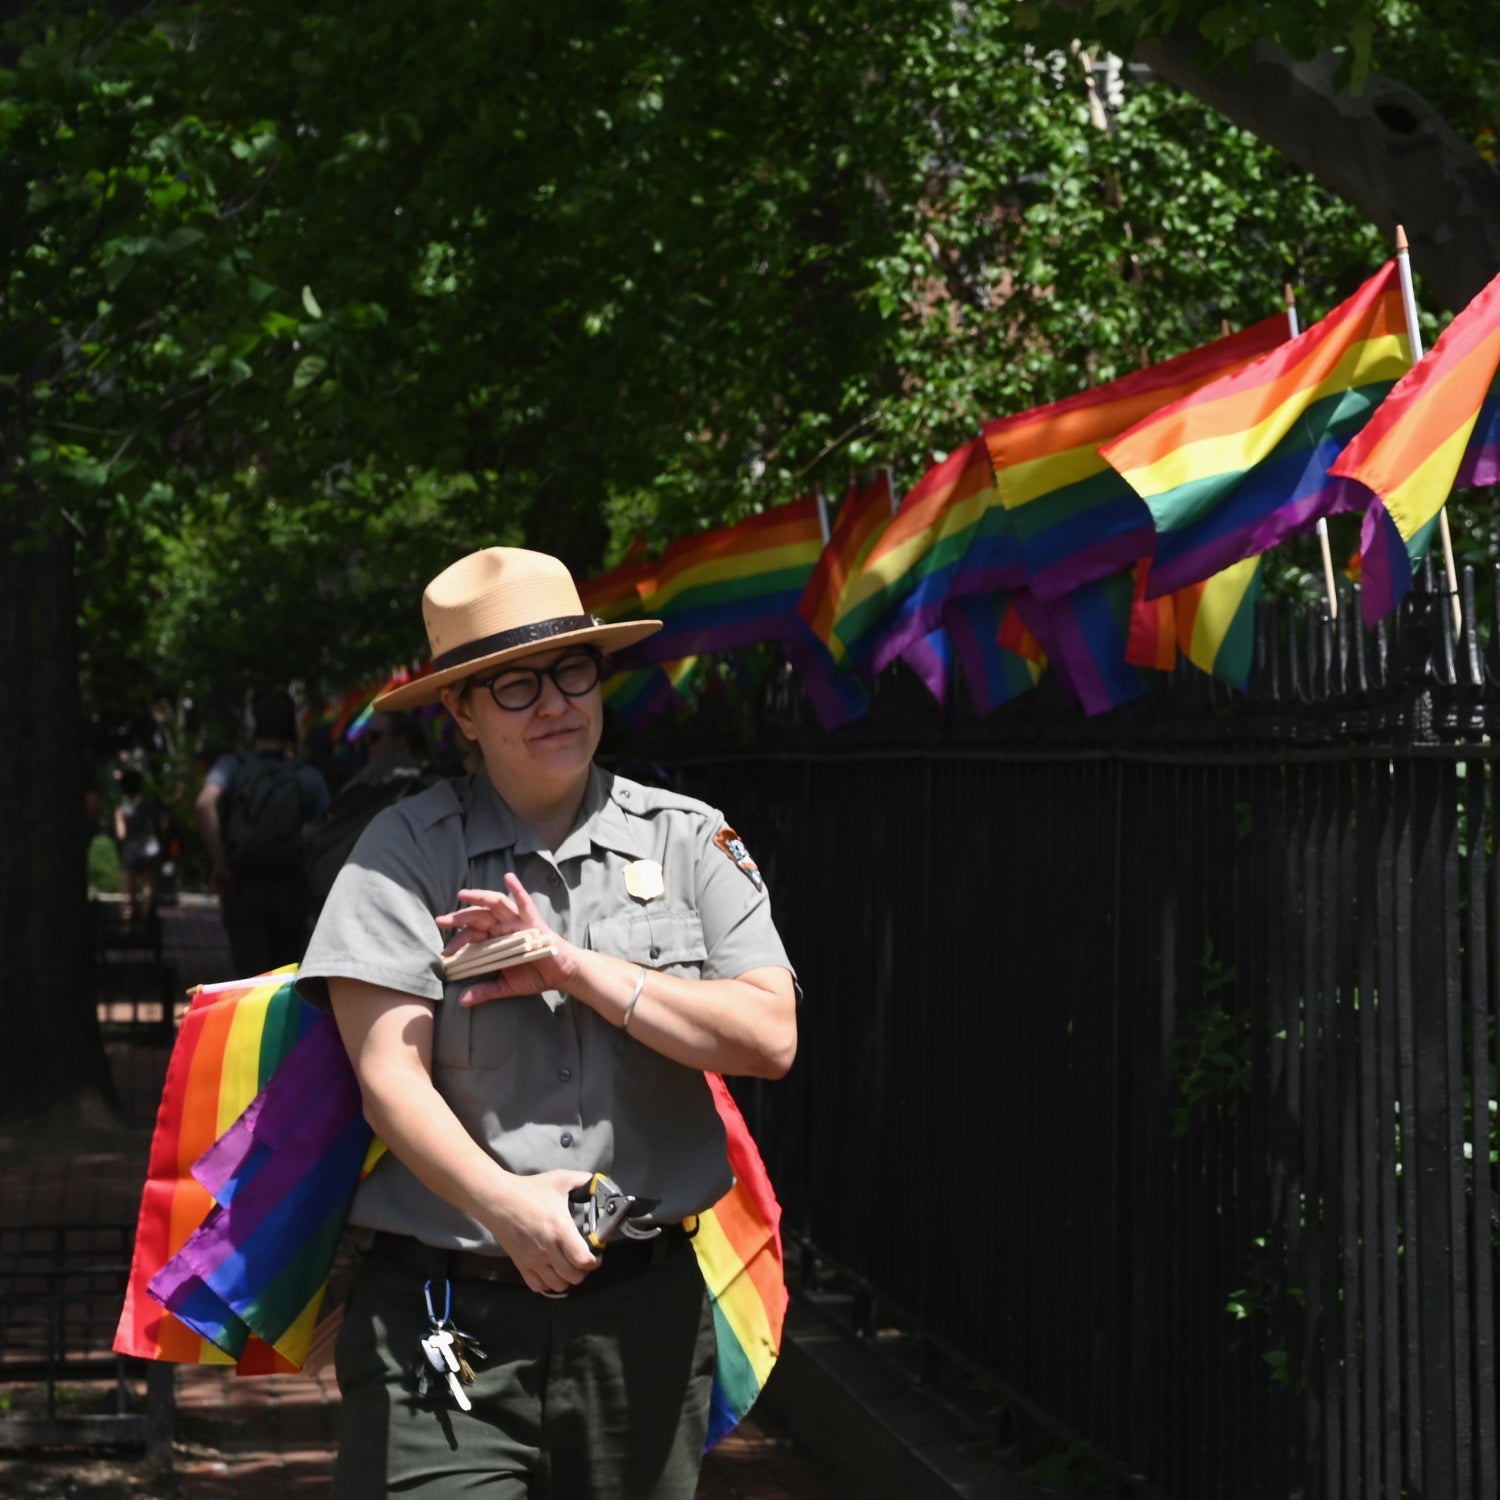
[627, 568, 1500, 1500]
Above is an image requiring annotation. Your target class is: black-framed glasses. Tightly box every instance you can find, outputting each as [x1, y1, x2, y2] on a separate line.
[474, 648, 605, 712]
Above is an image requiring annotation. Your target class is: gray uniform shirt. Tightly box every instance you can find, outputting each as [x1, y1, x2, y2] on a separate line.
[296, 765, 792, 1252]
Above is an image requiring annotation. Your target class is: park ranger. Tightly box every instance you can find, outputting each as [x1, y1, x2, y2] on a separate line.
[296, 546, 798, 1499]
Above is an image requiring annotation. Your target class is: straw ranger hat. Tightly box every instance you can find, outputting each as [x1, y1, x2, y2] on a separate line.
[377, 547, 662, 710]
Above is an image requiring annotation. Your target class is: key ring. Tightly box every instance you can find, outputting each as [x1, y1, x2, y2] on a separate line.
[423, 1277, 452, 1326]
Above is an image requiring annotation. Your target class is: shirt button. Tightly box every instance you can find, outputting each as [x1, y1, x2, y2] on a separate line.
[560, 1131, 574, 1147]
[649, 945, 660, 960]
[558, 1067, 572, 1082]
[547, 870, 562, 887]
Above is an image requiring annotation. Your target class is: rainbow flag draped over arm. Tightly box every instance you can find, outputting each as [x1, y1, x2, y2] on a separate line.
[114, 973, 327, 1372]
[986, 315, 1291, 602]
[1327, 266, 1500, 626]
[1103, 263, 1410, 597]
[783, 474, 896, 729]
[144, 1013, 378, 1364]
[115, 972, 788, 1448]
[613, 497, 825, 667]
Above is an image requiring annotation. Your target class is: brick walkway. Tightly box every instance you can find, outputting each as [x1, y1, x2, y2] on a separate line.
[0, 896, 851, 1499]
[168, 1361, 843, 1498]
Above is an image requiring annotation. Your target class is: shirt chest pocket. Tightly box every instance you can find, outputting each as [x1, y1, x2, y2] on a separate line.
[432, 984, 534, 1076]
[587, 909, 708, 978]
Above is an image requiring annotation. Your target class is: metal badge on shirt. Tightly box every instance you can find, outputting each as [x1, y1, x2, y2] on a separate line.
[713, 826, 763, 890]
[622, 859, 665, 903]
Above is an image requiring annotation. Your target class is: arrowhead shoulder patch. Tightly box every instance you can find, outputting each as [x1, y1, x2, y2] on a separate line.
[713, 826, 764, 890]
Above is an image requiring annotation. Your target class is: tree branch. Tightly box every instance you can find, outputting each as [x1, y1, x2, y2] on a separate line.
[1134, 34, 1500, 311]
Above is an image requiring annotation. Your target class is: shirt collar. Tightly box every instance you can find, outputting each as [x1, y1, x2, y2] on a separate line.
[460, 773, 530, 857]
[558, 766, 654, 862]
[461, 764, 653, 862]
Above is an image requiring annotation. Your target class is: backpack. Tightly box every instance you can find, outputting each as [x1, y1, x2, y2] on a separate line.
[303, 758, 445, 906]
[223, 753, 311, 878]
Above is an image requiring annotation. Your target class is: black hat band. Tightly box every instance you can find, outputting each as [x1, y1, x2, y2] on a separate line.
[431, 615, 603, 674]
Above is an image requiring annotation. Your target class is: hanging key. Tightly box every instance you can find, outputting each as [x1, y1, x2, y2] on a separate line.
[430, 1329, 460, 1373]
[420, 1333, 472, 1412]
[417, 1283, 479, 1411]
[447, 1324, 485, 1385]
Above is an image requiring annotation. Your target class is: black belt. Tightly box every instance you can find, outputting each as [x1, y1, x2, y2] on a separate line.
[366, 1225, 688, 1295]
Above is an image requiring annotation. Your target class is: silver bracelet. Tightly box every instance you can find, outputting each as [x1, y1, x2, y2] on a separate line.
[621, 966, 647, 1031]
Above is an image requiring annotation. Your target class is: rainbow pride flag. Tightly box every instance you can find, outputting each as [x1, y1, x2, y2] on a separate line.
[784, 475, 896, 728]
[115, 971, 317, 1373]
[1351, 509, 1444, 630]
[328, 689, 366, 743]
[942, 593, 1045, 715]
[1012, 573, 1158, 717]
[579, 539, 657, 625]
[344, 670, 421, 743]
[581, 543, 700, 726]
[601, 656, 702, 729]
[997, 599, 1046, 666]
[831, 441, 1001, 677]
[601, 668, 674, 725]
[1327, 265, 1500, 625]
[1125, 565, 1177, 673]
[117, 973, 787, 1448]
[986, 315, 1291, 602]
[145, 1013, 379, 1365]
[896, 626, 956, 705]
[1126, 557, 1264, 688]
[1178, 556, 1262, 687]
[1104, 263, 1410, 597]
[699, 1074, 788, 1448]
[615, 497, 825, 667]
[304, 679, 400, 784]
[858, 447, 1024, 676]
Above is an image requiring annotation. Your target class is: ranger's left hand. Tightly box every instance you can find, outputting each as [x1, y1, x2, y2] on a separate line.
[437, 874, 583, 1003]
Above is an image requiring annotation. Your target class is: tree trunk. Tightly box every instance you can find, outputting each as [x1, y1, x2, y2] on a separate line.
[1136, 37, 1500, 313]
[0, 488, 116, 1121]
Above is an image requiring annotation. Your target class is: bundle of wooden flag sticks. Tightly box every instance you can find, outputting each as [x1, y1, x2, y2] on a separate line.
[441, 928, 556, 983]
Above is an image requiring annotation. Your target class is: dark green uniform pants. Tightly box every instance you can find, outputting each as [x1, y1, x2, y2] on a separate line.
[331, 1234, 716, 1498]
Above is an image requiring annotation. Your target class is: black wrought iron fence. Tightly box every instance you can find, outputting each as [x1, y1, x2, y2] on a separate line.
[621, 567, 1500, 1500]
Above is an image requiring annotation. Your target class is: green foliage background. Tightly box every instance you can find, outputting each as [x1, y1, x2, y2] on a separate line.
[4, 0, 1492, 749]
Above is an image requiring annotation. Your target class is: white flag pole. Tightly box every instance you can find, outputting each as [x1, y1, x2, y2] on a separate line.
[1285, 283, 1340, 620]
[884, 465, 899, 517]
[1394, 225, 1462, 635]
[815, 490, 832, 546]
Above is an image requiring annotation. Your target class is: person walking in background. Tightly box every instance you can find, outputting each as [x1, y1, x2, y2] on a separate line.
[303, 708, 440, 911]
[363, 707, 429, 767]
[195, 689, 330, 974]
[112, 766, 160, 923]
[296, 547, 798, 1498]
